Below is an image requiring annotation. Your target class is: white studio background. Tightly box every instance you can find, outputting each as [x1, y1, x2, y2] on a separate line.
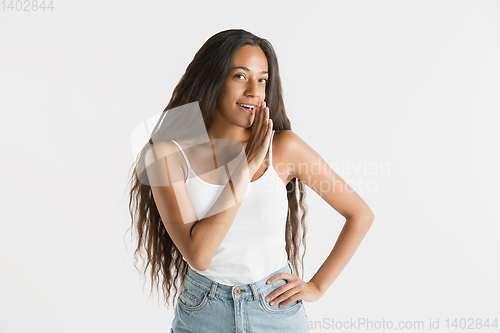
[1, 1, 499, 332]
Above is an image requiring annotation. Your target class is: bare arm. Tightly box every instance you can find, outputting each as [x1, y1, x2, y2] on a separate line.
[146, 143, 252, 271]
[189, 159, 252, 270]
[309, 214, 374, 295]
[278, 130, 374, 296]
[146, 102, 272, 271]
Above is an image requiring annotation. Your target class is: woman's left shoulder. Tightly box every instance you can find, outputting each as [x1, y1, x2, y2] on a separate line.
[272, 129, 324, 185]
[273, 129, 307, 153]
[273, 129, 324, 170]
[273, 129, 295, 143]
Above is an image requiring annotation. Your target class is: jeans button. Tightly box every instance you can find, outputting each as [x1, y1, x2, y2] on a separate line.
[234, 288, 240, 295]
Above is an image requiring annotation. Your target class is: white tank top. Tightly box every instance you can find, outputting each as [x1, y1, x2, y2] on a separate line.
[170, 130, 288, 286]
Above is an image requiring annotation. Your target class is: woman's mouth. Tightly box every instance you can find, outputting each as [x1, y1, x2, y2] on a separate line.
[236, 102, 255, 114]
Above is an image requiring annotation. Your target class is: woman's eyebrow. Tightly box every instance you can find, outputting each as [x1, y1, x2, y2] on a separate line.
[230, 66, 268, 75]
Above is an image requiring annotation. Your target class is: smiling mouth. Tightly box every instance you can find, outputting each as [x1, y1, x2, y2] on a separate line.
[236, 102, 255, 110]
[236, 102, 255, 114]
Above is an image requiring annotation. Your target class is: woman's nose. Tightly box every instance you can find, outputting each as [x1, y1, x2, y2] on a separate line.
[245, 81, 261, 97]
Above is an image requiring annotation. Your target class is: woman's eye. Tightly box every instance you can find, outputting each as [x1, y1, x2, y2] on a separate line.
[234, 74, 267, 84]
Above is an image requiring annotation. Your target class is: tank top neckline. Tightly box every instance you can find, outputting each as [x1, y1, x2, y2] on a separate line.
[171, 130, 276, 187]
[189, 157, 275, 187]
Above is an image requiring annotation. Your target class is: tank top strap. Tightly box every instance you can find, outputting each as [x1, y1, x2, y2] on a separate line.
[269, 130, 275, 165]
[170, 140, 192, 171]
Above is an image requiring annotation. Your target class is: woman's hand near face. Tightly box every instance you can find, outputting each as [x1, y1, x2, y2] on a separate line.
[245, 100, 272, 176]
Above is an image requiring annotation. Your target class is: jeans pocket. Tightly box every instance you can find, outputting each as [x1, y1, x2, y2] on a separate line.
[177, 278, 209, 312]
[259, 280, 304, 315]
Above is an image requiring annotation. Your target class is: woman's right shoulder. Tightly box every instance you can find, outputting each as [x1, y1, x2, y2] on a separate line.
[144, 141, 188, 182]
[145, 141, 178, 165]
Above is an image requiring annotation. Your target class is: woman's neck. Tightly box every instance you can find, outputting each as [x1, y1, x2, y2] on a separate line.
[207, 127, 251, 145]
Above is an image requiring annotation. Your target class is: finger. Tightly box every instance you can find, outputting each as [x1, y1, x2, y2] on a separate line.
[270, 287, 297, 306]
[265, 282, 292, 303]
[256, 105, 264, 134]
[267, 272, 293, 285]
[255, 106, 267, 145]
[265, 103, 271, 128]
[254, 105, 261, 128]
[261, 109, 270, 141]
[266, 112, 272, 136]
[261, 106, 270, 137]
[265, 277, 298, 302]
[249, 105, 259, 135]
[277, 294, 301, 308]
[250, 106, 261, 145]
[260, 105, 268, 129]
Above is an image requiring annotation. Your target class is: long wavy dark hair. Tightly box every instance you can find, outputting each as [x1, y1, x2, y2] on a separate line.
[126, 29, 308, 309]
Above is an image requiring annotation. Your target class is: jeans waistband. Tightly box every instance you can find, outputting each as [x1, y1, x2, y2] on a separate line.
[184, 260, 293, 301]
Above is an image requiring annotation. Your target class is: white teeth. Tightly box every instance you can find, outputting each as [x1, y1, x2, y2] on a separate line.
[237, 103, 254, 109]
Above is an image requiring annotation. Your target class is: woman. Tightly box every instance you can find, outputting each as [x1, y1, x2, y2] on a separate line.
[127, 29, 374, 332]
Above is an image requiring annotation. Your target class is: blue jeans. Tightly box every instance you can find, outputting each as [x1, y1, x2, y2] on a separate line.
[171, 260, 310, 332]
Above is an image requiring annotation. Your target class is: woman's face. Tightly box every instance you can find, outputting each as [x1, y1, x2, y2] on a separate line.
[215, 45, 269, 129]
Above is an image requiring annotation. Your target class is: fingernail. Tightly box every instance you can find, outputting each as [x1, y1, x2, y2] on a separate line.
[267, 280, 271, 284]
[265, 297, 269, 302]
[270, 301, 275, 305]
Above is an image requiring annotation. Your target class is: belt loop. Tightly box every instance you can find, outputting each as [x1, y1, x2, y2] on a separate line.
[249, 283, 260, 301]
[208, 281, 218, 299]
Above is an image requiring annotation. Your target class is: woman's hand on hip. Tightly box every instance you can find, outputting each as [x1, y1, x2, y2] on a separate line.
[265, 273, 323, 306]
